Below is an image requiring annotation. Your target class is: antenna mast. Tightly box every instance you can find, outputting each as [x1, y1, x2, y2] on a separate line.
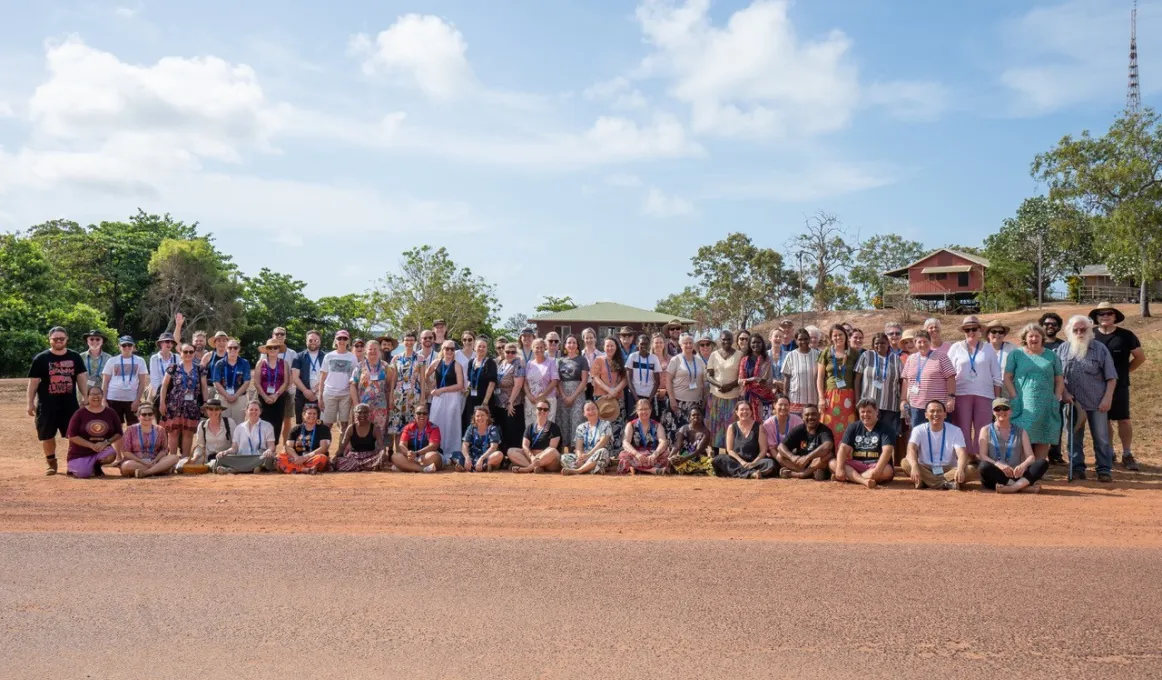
[1128, 0, 1141, 113]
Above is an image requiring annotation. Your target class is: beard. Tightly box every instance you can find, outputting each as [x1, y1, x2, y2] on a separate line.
[1068, 334, 1091, 357]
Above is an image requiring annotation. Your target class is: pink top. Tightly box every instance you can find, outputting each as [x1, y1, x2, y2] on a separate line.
[762, 413, 803, 449]
[524, 358, 560, 399]
[123, 424, 168, 461]
[903, 351, 956, 409]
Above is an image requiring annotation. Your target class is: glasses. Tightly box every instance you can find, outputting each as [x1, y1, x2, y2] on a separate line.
[120, 343, 134, 348]
[1043, 323, 1059, 328]
[548, 339, 559, 344]
[886, 331, 902, 336]
[181, 349, 195, 355]
[274, 332, 286, 337]
[963, 327, 980, 333]
[228, 346, 240, 351]
[993, 407, 1010, 413]
[415, 412, 428, 417]
[505, 350, 517, 355]
[138, 412, 155, 418]
[536, 407, 550, 412]
[337, 338, 349, 342]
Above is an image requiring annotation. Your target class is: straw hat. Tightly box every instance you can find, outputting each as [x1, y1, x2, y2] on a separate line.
[958, 315, 982, 331]
[1088, 301, 1125, 324]
[983, 319, 1010, 335]
[900, 328, 917, 341]
[261, 338, 285, 352]
[596, 397, 621, 421]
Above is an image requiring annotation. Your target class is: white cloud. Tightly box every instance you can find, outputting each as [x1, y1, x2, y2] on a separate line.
[349, 14, 473, 98]
[998, 0, 1162, 114]
[584, 76, 648, 111]
[698, 159, 896, 203]
[643, 187, 694, 217]
[0, 101, 13, 117]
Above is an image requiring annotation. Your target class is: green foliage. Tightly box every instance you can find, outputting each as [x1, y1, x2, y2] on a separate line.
[144, 238, 243, 338]
[984, 196, 1096, 305]
[371, 246, 498, 335]
[535, 296, 578, 313]
[315, 294, 377, 342]
[686, 233, 798, 329]
[239, 268, 319, 353]
[849, 234, 926, 307]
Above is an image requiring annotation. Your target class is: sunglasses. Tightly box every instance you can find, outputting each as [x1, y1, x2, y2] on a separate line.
[228, 346, 240, 350]
[548, 339, 560, 344]
[886, 331, 901, 337]
[181, 349, 195, 355]
[120, 343, 134, 348]
[993, 407, 1011, 413]
[963, 327, 980, 333]
[988, 330, 1005, 335]
[536, 407, 550, 412]
[1098, 311, 1115, 316]
[138, 412, 155, 418]
[1042, 323, 1059, 328]
[415, 412, 428, 417]
[274, 332, 286, 337]
[505, 350, 517, 355]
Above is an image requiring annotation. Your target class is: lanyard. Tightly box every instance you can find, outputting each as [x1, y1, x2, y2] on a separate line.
[989, 425, 1016, 464]
[468, 359, 484, 389]
[683, 354, 699, 382]
[774, 416, 790, 445]
[584, 423, 599, 451]
[965, 341, 981, 374]
[636, 420, 654, 448]
[309, 351, 323, 372]
[916, 351, 932, 388]
[86, 352, 105, 379]
[137, 426, 155, 456]
[411, 425, 428, 451]
[224, 360, 238, 389]
[119, 355, 136, 383]
[178, 363, 195, 392]
[831, 350, 844, 382]
[365, 360, 383, 382]
[926, 426, 947, 466]
[637, 355, 652, 385]
[522, 348, 534, 365]
[299, 426, 317, 453]
[248, 423, 262, 454]
[606, 357, 617, 387]
[873, 352, 885, 382]
[531, 422, 548, 447]
[437, 360, 452, 387]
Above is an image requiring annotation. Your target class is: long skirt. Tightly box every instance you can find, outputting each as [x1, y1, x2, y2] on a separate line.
[561, 447, 611, 474]
[712, 454, 776, 479]
[557, 381, 586, 448]
[672, 455, 715, 475]
[705, 395, 737, 449]
[275, 451, 328, 474]
[493, 401, 526, 451]
[430, 392, 465, 455]
[388, 384, 420, 435]
[618, 448, 667, 474]
[820, 388, 857, 440]
[333, 449, 380, 472]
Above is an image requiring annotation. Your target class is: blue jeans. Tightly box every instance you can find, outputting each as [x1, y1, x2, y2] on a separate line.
[1068, 406, 1114, 475]
[910, 407, 928, 427]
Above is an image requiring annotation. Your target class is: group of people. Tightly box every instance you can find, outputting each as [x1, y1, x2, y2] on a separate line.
[26, 301, 1145, 488]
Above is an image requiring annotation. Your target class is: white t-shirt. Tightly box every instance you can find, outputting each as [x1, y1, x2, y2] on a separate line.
[666, 354, 707, 403]
[102, 355, 148, 402]
[279, 348, 299, 395]
[908, 422, 966, 468]
[321, 350, 358, 397]
[232, 419, 276, 455]
[298, 349, 325, 391]
[626, 352, 662, 397]
[946, 341, 1001, 399]
[454, 349, 471, 373]
[149, 352, 179, 391]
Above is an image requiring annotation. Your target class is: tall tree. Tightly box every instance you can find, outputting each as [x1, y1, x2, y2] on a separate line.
[985, 196, 1096, 306]
[371, 246, 498, 335]
[1033, 108, 1162, 317]
[535, 296, 578, 313]
[656, 286, 722, 333]
[790, 211, 855, 311]
[503, 313, 529, 337]
[142, 238, 243, 336]
[688, 233, 798, 329]
[849, 234, 926, 307]
[315, 293, 377, 341]
[239, 268, 319, 352]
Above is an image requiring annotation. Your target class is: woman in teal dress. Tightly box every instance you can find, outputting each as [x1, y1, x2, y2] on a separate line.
[1003, 323, 1063, 459]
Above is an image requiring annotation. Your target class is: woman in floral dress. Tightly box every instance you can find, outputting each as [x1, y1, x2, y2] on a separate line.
[739, 335, 778, 422]
[159, 342, 209, 461]
[388, 332, 423, 451]
[590, 337, 627, 450]
[350, 342, 393, 436]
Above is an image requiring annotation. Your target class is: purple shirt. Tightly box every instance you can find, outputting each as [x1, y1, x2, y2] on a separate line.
[524, 358, 560, 398]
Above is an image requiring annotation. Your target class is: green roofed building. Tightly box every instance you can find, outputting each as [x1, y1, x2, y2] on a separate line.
[530, 302, 694, 340]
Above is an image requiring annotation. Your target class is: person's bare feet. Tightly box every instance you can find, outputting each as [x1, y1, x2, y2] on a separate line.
[1027, 482, 1042, 494]
[865, 478, 876, 489]
[561, 467, 577, 476]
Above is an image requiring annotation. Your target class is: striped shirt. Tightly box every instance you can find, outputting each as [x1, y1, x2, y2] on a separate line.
[854, 350, 903, 412]
[780, 349, 820, 406]
[902, 351, 956, 410]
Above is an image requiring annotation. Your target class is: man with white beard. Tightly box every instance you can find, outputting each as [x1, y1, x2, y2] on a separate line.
[1057, 315, 1118, 482]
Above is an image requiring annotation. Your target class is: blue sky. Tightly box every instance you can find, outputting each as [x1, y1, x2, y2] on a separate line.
[0, 0, 1158, 322]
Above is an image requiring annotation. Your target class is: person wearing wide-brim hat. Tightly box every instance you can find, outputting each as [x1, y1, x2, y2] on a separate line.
[696, 334, 716, 362]
[517, 327, 537, 365]
[946, 315, 1001, 459]
[1089, 301, 1146, 471]
[254, 338, 292, 438]
[80, 329, 111, 392]
[177, 397, 233, 474]
[148, 331, 180, 400]
[664, 319, 684, 358]
[983, 320, 1016, 384]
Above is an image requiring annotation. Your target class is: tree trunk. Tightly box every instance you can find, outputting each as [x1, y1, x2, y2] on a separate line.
[1141, 278, 1151, 318]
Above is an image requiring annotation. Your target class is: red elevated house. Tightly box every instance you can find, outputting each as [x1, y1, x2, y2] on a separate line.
[883, 248, 990, 309]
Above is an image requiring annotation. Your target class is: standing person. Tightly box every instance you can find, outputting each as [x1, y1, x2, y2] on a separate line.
[668, 406, 715, 475]
[191, 330, 208, 364]
[849, 329, 866, 355]
[334, 403, 387, 472]
[898, 329, 917, 356]
[493, 336, 509, 361]
[945, 316, 1001, 458]
[712, 400, 775, 479]
[212, 339, 251, 425]
[853, 332, 903, 437]
[254, 338, 292, 439]
[816, 325, 860, 439]
[768, 328, 786, 369]
[101, 336, 147, 427]
[555, 336, 589, 450]
[389, 332, 423, 449]
[1003, 323, 1064, 461]
[352, 338, 366, 366]
[318, 330, 358, 434]
[544, 331, 562, 360]
[463, 338, 498, 433]
[148, 331, 180, 405]
[1059, 315, 1119, 482]
[885, 323, 905, 358]
[159, 343, 208, 462]
[805, 326, 823, 350]
[649, 334, 672, 426]
[617, 398, 670, 475]
[509, 399, 562, 474]
[461, 406, 504, 472]
[665, 333, 707, 443]
[697, 336, 715, 362]
[924, 318, 949, 358]
[523, 338, 560, 427]
[616, 326, 638, 418]
[590, 337, 627, 449]
[831, 399, 895, 489]
[200, 331, 230, 395]
[493, 342, 527, 452]
[777, 320, 796, 354]
[1090, 302, 1146, 471]
[349, 342, 394, 438]
[739, 335, 778, 422]
[705, 329, 742, 450]
[80, 330, 111, 393]
[216, 401, 277, 474]
[780, 329, 819, 414]
[518, 327, 537, 365]
[762, 395, 802, 454]
[903, 400, 976, 490]
[1040, 313, 1065, 351]
[457, 330, 477, 370]
[562, 401, 613, 475]
[626, 334, 662, 419]
[978, 398, 1047, 494]
[392, 405, 444, 473]
[417, 330, 439, 406]
[427, 340, 466, 462]
[277, 404, 331, 474]
[664, 320, 683, 358]
[118, 404, 177, 478]
[271, 327, 298, 443]
[291, 330, 324, 424]
[64, 386, 122, 478]
[432, 319, 449, 347]
[774, 403, 833, 480]
[27, 327, 87, 475]
[581, 328, 601, 401]
[377, 336, 395, 364]
[985, 321, 1016, 381]
[901, 330, 956, 427]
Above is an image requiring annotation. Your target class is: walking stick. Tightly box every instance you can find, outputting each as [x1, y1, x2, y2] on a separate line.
[1066, 402, 1074, 482]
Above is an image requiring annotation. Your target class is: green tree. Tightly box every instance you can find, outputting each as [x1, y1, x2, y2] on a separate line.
[1033, 108, 1162, 317]
[535, 296, 578, 313]
[239, 268, 319, 352]
[849, 234, 926, 307]
[789, 211, 855, 311]
[143, 238, 243, 336]
[984, 196, 1096, 306]
[687, 233, 798, 329]
[371, 246, 498, 335]
[315, 293, 377, 341]
[656, 286, 722, 333]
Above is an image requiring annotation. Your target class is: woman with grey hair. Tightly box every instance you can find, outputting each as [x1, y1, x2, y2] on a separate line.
[1003, 323, 1064, 460]
[665, 333, 706, 441]
[925, 318, 949, 357]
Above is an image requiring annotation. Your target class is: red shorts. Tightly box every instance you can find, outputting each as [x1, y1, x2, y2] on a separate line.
[847, 459, 885, 474]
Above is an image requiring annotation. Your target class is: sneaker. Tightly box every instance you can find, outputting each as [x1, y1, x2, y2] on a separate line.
[1070, 470, 1087, 482]
[1097, 472, 1114, 483]
[422, 464, 436, 473]
[1122, 454, 1140, 471]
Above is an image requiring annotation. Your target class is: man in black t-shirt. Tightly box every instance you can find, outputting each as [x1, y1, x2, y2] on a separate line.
[774, 404, 834, 480]
[832, 399, 896, 488]
[26, 326, 88, 475]
[1090, 303, 1146, 470]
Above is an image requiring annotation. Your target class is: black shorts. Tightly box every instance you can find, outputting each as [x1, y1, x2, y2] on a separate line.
[1109, 384, 1131, 421]
[107, 399, 139, 426]
[36, 405, 76, 441]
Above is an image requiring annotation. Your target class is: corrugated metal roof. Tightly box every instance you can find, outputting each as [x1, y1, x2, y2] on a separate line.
[530, 302, 695, 324]
[921, 265, 973, 274]
[1080, 264, 1109, 277]
[884, 248, 991, 277]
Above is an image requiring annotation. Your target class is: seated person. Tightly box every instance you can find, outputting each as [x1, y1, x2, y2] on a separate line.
[119, 404, 179, 478]
[618, 398, 670, 474]
[334, 403, 386, 472]
[65, 386, 123, 479]
[179, 399, 235, 474]
[461, 406, 503, 472]
[830, 398, 895, 489]
[712, 400, 776, 479]
[903, 399, 979, 490]
[509, 399, 562, 473]
[392, 405, 443, 472]
[215, 400, 277, 473]
[668, 405, 714, 475]
[562, 401, 613, 475]
[277, 403, 331, 474]
[978, 397, 1047, 494]
[762, 396, 802, 452]
[775, 404, 834, 480]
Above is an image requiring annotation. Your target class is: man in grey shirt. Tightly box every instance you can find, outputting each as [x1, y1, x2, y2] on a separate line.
[1057, 315, 1118, 482]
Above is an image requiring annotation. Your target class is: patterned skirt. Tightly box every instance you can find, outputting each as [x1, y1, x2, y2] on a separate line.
[333, 449, 381, 472]
[705, 395, 737, 449]
[557, 381, 586, 446]
[617, 449, 667, 474]
[561, 447, 611, 474]
[666, 399, 703, 443]
[388, 383, 420, 434]
[672, 455, 715, 476]
[820, 388, 857, 440]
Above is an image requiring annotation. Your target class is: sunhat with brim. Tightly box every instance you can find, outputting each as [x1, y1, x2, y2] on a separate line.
[157, 332, 176, 344]
[1088, 302, 1125, 324]
[261, 339, 285, 352]
[596, 397, 621, 421]
[959, 315, 983, 331]
[202, 398, 225, 412]
[983, 320, 1010, 335]
[83, 329, 107, 341]
[664, 319, 683, 331]
[900, 329, 917, 341]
